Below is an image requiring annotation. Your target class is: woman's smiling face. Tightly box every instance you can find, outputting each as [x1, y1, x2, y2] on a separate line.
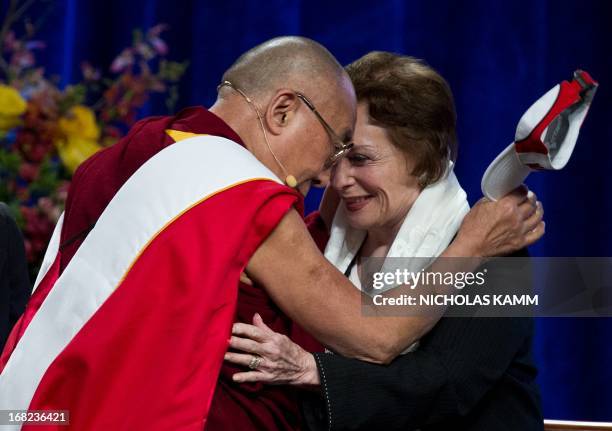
[331, 103, 422, 233]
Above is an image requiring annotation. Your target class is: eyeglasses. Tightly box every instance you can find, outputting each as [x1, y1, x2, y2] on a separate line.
[294, 92, 353, 168]
[218, 81, 353, 169]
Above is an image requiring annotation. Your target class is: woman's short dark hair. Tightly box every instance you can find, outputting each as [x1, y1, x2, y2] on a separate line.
[345, 51, 457, 186]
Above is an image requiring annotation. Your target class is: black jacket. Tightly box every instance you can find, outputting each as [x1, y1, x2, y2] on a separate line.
[0, 203, 31, 351]
[303, 249, 543, 430]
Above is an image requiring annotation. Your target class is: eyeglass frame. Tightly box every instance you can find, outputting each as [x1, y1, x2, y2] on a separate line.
[218, 81, 353, 168]
[293, 92, 354, 168]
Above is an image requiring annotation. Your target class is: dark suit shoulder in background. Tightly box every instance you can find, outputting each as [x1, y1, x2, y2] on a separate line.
[0, 203, 31, 352]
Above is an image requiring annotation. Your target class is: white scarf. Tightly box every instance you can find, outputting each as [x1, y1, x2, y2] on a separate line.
[322, 165, 470, 354]
[324, 165, 470, 287]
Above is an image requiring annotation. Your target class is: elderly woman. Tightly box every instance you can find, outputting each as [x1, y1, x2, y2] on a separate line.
[226, 52, 544, 430]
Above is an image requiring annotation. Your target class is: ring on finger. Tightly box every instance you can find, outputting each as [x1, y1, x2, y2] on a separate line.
[248, 355, 262, 370]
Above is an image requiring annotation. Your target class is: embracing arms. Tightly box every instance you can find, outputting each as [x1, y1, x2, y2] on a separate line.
[228, 250, 541, 429]
[245, 188, 544, 364]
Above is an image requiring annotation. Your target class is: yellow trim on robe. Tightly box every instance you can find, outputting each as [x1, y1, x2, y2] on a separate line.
[115, 177, 275, 289]
[165, 129, 207, 142]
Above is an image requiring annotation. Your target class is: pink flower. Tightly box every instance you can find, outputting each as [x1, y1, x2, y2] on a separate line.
[11, 50, 34, 68]
[56, 182, 70, 202]
[110, 48, 134, 73]
[146, 24, 168, 38]
[38, 197, 63, 222]
[38, 197, 53, 213]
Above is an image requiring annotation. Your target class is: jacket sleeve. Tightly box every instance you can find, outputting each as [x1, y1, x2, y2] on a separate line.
[304, 251, 536, 430]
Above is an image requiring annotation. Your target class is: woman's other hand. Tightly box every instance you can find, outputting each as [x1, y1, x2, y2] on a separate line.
[225, 313, 321, 387]
[454, 186, 545, 257]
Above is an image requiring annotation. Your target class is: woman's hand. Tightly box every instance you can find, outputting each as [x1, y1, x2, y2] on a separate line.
[225, 313, 321, 387]
[454, 186, 545, 257]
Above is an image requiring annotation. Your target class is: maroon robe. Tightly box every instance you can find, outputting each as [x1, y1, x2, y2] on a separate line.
[205, 213, 326, 431]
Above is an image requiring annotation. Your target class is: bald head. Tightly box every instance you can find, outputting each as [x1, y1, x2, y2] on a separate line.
[212, 37, 356, 191]
[220, 36, 348, 99]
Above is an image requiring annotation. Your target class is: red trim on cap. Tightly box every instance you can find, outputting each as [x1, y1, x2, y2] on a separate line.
[515, 78, 583, 155]
[515, 136, 549, 155]
[575, 70, 597, 87]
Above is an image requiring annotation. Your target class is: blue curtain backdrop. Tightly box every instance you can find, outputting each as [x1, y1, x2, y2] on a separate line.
[4, 0, 611, 421]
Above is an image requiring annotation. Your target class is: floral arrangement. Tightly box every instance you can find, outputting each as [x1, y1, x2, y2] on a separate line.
[0, 2, 187, 276]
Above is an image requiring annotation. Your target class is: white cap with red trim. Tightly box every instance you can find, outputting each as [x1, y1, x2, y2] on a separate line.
[481, 70, 598, 201]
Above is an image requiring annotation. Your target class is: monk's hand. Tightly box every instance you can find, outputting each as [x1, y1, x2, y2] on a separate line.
[225, 313, 320, 387]
[454, 185, 545, 257]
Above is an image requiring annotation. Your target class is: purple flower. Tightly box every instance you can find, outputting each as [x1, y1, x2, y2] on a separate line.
[149, 37, 168, 56]
[25, 41, 46, 50]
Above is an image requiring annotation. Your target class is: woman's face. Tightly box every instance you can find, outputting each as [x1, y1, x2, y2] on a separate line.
[331, 103, 422, 233]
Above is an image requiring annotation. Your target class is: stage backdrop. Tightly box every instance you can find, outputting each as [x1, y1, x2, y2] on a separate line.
[6, 0, 612, 421]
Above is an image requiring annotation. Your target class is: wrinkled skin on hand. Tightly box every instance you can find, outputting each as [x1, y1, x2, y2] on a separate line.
[455, 186, 544, 257]
[225, 313, 320, 387]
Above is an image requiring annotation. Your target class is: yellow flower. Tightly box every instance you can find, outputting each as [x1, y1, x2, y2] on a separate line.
[56, 135, 102, 174]
[58, 105, 100, 140]
[0, 84, 27, 131]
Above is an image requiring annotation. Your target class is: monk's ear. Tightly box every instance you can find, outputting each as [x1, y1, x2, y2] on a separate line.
[265, 89, 301, 136]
